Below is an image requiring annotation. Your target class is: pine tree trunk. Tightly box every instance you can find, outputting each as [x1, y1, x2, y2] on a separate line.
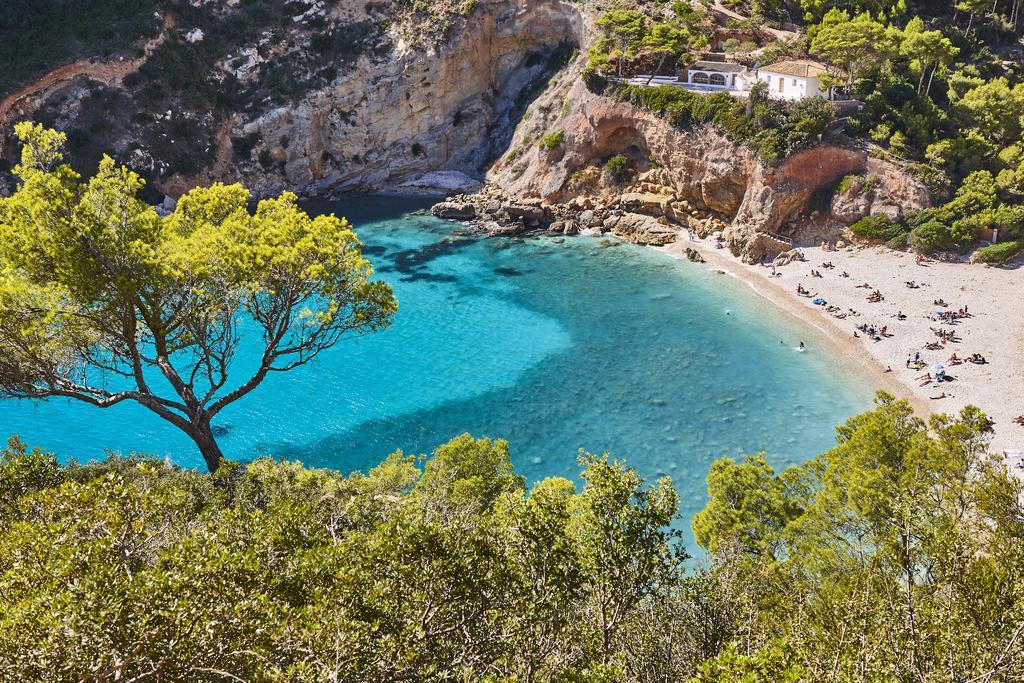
[926, 65, 937, 96]
[645, 55, 667, 86]
[187, 420, 226, 473]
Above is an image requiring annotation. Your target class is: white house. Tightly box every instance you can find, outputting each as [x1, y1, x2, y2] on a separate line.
[631, 57, 836, 101]
[679, 60, 751, 90]
[753, 60, 832, 101]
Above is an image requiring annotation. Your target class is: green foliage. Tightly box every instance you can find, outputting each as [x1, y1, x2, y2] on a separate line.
[910, 219, 973, 252]
[595, 10, 648, 77]
[809, 10, 897, 84]
[973, 240, 1024, 263]
[850, 213, 908, 241]
[690, 641, 805, 682]
[0, 389, 1020, 680]
[589, 5, 710, 82]
[538, 130, 566, 150]
[582, 66, 609, 93]
[0, 125, 397, 473]
[692, 454, 797, 557]
[836, 173, 878, 197]
[800, 0, 906, 23]
[899, 16, 958, 96]
[603, 154, 630, 182]
[956, 77, 1024, 145]
[0, 0, 160, 95]
[0, 434, 686, 681]
[938, 169, 999, 223]
[608, 83, 834, 163]
[695, 392, 1022, 680]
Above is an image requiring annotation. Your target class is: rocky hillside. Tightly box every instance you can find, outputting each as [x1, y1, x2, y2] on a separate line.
[0, 0, 583, 198]
[431, 73, 929, 261]
[0, 0, 928, 254]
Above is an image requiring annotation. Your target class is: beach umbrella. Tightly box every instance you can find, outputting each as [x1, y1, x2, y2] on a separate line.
[931, 364, 945, 372]
[712, 231, 723, 238]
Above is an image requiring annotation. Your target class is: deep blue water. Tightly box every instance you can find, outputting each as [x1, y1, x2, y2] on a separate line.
[0, 195, 871, 542]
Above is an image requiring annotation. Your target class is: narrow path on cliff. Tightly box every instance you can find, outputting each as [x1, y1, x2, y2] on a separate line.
[0, 13, 176, 155]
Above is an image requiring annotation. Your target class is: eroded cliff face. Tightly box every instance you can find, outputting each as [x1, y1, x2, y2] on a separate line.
[487, 78, 928, 256]
[489, 80, 756, 214]
[0, 0, 584, 199]
[233, 0, 584, 196]
[1, 0, 926, 250]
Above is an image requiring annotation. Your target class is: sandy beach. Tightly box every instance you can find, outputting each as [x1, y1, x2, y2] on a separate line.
[660, 237, 1024, 458]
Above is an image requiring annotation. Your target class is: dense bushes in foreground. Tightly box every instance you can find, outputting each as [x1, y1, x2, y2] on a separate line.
[1, 393, 1022, 681]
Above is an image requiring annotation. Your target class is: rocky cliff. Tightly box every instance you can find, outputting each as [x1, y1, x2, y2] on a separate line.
[482, 76, 928, 259]
[0, 0, 584, 197]
[0, 0, 927, 252]
[228, 0, 584, 196]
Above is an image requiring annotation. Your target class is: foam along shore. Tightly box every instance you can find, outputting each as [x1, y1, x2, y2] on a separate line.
[659, 236, 1024, 461]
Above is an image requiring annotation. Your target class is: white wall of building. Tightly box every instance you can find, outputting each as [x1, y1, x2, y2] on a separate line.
[756, 72, 821, 100]
[686, 70, 739, 89]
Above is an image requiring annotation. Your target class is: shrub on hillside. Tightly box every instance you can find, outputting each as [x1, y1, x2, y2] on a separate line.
[581, 66, 608, 94]
[973, 240, 1024, 263]
[851, 214, 907, 242]
[603, 154, 630, 182]
[910, 220, 974, 252]
[605, 83, 834, 163]
[538, 131, 565, 150]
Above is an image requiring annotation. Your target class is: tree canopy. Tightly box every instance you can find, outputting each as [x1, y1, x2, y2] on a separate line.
[0, 124, 396, 472]
[694, 392, 1024, 680]
[1, 395, 1022, 679]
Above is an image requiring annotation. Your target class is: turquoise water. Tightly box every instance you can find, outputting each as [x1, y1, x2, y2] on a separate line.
[0, 196, 871, 542]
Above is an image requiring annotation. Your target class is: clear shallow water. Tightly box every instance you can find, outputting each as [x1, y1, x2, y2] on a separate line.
[0, 195, 871, 543]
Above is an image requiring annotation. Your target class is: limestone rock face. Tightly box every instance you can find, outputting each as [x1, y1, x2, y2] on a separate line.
[431, 202, 477, 219]
[732, 146, 865, 234]
[829, 157, 930, 225]
[620, 191, 673, 216]
[236, 0, 584, 196]
[489, 82, 755, 216]
[486, 82, 921, 245]
[398, 171, 482, 195]
[609, 212, 678, 245]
